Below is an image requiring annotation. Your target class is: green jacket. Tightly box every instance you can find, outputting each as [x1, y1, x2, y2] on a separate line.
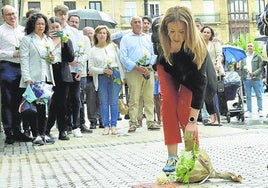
[241, 52, 263, 81]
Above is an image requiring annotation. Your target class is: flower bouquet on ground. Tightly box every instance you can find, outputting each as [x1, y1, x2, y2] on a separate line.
[156, 141, 242, 185]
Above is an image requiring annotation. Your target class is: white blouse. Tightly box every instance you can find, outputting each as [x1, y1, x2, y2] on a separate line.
[88, 42, 125, 90]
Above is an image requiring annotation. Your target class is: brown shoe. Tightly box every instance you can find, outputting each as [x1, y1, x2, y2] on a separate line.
[147, 121, 160, 130]
[128, 121, 137, 133]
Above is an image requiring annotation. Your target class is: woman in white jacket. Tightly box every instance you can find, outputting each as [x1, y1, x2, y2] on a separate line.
[88, 25, 125, 135]
[20, 13, 55, 145]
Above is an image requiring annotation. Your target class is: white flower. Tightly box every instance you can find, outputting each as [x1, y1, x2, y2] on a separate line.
[105, 57, 112, 66]
[143, 49, 149, 57]
[155, 172, 168, 185]
[66, 31, 72, 38]
[77, 41, 83, 48]
[44, 42, 50, 50]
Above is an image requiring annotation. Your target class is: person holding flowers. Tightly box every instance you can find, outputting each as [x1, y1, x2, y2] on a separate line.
[19, 13, 55, 145]
[120, 16, 160, 133]
[157, 6, 217, 174]
[54, 4, 85, 138]
[45, 17, 75, 141]
[88, 25, 125, 135]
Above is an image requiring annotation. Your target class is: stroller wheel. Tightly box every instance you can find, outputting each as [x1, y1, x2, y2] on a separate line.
[240, 114, 245, 122]
[227, 112, 231, 123]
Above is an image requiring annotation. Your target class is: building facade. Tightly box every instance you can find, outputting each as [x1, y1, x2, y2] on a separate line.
[1, 0, 267, 43]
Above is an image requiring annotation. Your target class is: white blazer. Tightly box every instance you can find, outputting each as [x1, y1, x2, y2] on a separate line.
[19, 33, 54, 88]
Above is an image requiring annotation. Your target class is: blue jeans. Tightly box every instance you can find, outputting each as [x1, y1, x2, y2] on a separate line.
[98, 70, 121, 127]
[243, 79, 263, 112]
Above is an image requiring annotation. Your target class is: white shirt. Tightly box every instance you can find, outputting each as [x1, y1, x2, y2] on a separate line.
[89, 43, 125, 90]
[0, 22, 25, 63]
[62, 25, 84, 73]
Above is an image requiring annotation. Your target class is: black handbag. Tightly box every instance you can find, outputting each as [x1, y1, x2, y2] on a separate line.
[18, 100, 37, 115]
[217, 80, 225, 93]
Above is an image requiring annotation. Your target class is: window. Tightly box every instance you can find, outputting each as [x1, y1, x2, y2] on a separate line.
[124, 2, 137, 24]
[149, 3, 160, 17]
[64, 1, 76, 10]
[229, 0, 248, 20]
[255, 0, 265, 13]
[89, 1, 102, 11]
[28, 2, 40, 11]
[203, 0, 215, 22]
[180, 0, 192, 9]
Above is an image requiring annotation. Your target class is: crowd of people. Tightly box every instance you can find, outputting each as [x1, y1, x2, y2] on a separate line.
[0, 4, 162, 146]
[0, 4, 267, 175]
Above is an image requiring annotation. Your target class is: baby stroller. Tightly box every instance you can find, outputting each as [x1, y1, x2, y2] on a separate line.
[218, 71, 245, 123]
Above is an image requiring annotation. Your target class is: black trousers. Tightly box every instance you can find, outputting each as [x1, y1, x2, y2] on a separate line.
[46, 63, 70, 133]
[0, 61, 23, 135]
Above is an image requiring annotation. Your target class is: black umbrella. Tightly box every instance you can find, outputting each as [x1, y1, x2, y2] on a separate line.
[254, 36, 268, 42]
[68, 9, 117, 29]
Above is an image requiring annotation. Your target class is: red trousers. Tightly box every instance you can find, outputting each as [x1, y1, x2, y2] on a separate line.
[157, 64, 199, 146]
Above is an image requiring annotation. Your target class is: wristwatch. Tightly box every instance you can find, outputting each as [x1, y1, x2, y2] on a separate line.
[189, 116, 196, 123]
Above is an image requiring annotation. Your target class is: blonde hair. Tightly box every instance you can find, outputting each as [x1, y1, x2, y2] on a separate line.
[54, 5, 69, 14]
[159, 6, 207, 69]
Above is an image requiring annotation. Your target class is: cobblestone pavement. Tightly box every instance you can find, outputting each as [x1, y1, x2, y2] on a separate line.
[0, 95, 268, 188]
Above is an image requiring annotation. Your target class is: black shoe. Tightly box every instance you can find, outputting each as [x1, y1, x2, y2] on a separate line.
[118, 117, 122, 121]
[99, 125, 105, 129]
[59, 131, 70, 140]
[23, 129, 31, 137]
[67, 126, 72, 135]
[90, 124, 96, 129]
[80, 125, 93, 133]
[124, 114, 130, 120]
[5, 134, 15, 144]
[14, 132, 33, 142]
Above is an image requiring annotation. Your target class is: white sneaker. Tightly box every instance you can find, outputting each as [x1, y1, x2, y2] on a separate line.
[32, 136, 44, 146]
[72, 128, 83, 138]
[244, 111, 252, 118]
[258, 111, 264, 117]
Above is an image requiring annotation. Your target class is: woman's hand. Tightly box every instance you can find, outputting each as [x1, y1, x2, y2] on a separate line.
[26, 80, 33, 85]
[184, 122, 198, 151]
[103, 68, 113, 75]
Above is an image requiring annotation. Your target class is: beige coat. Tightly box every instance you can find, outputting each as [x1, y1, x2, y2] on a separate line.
[207, 41, 225, 76]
